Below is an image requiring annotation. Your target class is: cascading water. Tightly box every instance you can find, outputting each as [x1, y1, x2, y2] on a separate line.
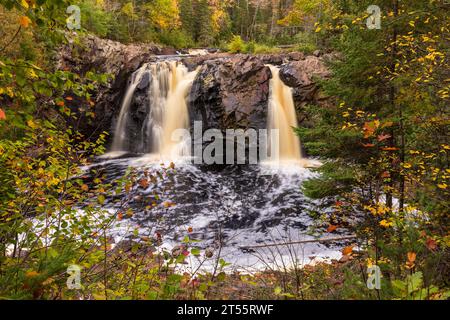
[111, 67, 148, 152]
[110, 61, 197, 160]
[159, 62, 197, 158]
[266, 65, 302, 163]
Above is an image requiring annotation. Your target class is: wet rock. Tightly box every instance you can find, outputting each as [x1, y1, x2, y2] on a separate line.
[279, 56, 330, 88]
[313, 49, 322, 57]
[137, 71, 151, 90]
[288, 51, 305, 61]
[188, 55, 272, 164]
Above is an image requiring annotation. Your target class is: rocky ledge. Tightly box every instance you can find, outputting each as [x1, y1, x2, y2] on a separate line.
[58, 35, 332, 147]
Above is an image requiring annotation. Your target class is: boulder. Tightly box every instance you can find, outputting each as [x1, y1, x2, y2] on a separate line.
[189, 54, 271, 132]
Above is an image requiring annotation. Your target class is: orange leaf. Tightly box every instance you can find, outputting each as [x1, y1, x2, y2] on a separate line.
[342, 246, 353, 256]
[81, 184, 89, 191]
[407, 251, 416, 263]
[362, 143, 375, 148]
[65, 96, 73, 101]
[327, 224, 338, 233]
[138, 178, 149, 189]
[56, 101, 65, 107]
[363, 121, 379, 138]
[25, 270, 39, 278]
[0, 108, 6, 120]
[187, 226, 193, 233]
[19, 16, 32, 28]
[117, 212, 123, 221]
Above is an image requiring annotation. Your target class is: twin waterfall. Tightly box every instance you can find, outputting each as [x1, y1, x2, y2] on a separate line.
[110, 61, 304, 165]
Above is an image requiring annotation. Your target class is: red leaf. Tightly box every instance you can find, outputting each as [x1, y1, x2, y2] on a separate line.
[381, 171, 390, 178]
[0, 108, 5, 120]
[426, 238, 437, 251]
[362, 143, 375, 148]
[377, 133, 391, 142]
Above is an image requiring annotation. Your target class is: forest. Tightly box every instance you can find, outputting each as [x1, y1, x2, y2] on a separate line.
[0, 0, 449, 302]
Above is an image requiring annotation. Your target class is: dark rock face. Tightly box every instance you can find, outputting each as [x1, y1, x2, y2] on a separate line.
[188, 55, 272, 164]
[189, 55, 271, 131]
[57, 35, 167, 144]
[279, 55, 331, 111]
[59, 36, 331, 155]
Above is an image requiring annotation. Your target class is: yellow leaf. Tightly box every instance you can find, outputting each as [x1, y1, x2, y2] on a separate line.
[379, 219, 393, 228]
[20, 0, 29, 9]
[19, 16, 32, 28]
[27, 119, 38, 129]
[26, 270, 39, 278]
[437, 183, 447, 189]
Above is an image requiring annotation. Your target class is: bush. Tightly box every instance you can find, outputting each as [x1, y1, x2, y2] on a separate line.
[253, 44, 281, 54]
[294, 31, 318, 54]
[158, 29, 195, 49]
[227, 35, 245, 53]
[78, 0, 112, 38]
[244, 41, 256, 53]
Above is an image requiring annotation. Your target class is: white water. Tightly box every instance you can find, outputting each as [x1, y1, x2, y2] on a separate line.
[263, 65, 321, 169]
[110, 61, 197, 160]
[111, 67, 148, 151]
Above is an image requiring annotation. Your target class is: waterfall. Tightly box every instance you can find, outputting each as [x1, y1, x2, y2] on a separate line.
[266, 65, 302, 162]
[111, 67, 148, 152]
[110, 61, 197, 160]
[159, 61, 197, 158]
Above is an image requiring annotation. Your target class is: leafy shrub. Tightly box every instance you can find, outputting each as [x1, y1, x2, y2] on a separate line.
[244, 41, 256, 53]
[78, 0, 112, 38]
[228, 35, 245, 53]
[158, 29, 195, 49]
[253, 44, 281, 54]
[294, 31, 318, 54]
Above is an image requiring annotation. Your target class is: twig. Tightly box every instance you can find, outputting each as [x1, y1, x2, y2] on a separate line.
[239, 235, 357, 249]
[0, 26, 21, 53]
